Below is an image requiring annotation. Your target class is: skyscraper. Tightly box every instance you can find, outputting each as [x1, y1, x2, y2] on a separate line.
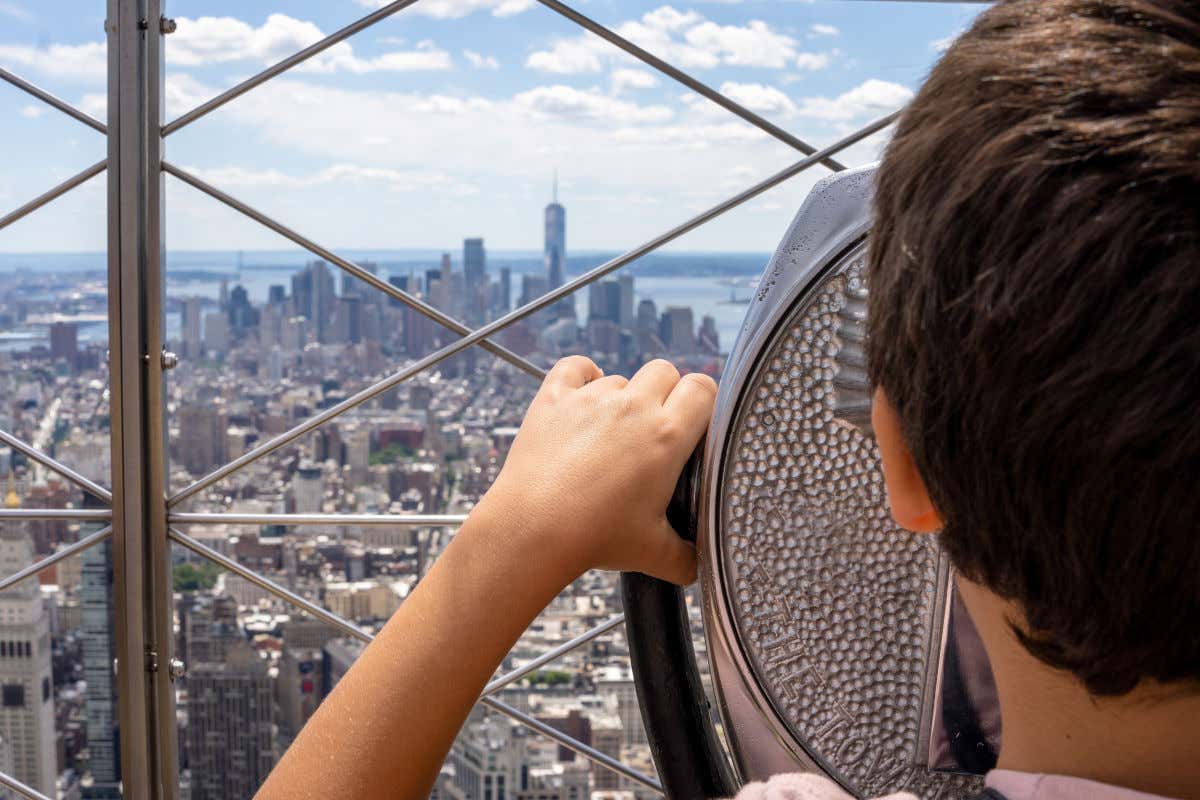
[177, 405, 229, 475]
[49, 322, 78, 370]
[185, 638, 275, 799]
[659, 306, 697, 356]
[463, 238, 487, 325]
[182, 297, 203, 360]
[0, 479, 56, 794]
[498, 267, 512, 315]
[618, 274, 635, 329]
[292, 261, 336, 342]
[544, 173, 572, 319]
[80, 534, 120, 798]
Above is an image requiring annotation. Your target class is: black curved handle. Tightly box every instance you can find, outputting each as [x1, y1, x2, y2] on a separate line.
[621, 449, 740, 799]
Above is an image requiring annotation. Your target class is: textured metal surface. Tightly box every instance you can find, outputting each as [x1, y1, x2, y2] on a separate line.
[716, 249, 979, 798]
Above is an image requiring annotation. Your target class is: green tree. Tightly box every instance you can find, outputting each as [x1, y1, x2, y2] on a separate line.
[173, 561, 222, 592]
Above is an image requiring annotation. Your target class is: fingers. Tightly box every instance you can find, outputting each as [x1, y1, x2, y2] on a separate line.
[583, 374, 629, 394]
[628, 359, 681, 403]
[664, 372, 718, 446]
[543, 356, 602, 394]
[640, 519, 699, 586]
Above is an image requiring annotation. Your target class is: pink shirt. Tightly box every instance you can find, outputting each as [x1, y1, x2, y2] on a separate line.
[731, 771, 1179, 800]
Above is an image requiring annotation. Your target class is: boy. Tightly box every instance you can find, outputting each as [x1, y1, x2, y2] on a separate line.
[257, 0, 1200, 797]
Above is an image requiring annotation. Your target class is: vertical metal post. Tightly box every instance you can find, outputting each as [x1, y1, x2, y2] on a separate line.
[106, 1, 178, 797]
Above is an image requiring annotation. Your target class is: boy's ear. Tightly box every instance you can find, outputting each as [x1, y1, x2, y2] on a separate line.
[872, 388, 943, 533]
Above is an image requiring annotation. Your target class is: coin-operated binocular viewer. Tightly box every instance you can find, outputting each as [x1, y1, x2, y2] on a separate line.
[622, 166, 1000, 800]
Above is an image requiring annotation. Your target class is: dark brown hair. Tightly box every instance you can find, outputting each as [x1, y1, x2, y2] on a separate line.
[867, 0, 1200, 695]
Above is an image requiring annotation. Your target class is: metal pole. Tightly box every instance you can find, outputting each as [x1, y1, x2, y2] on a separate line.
[0, 769, 53, 800]
[0, 431, 111, 501]
[483, 614, 625, 695]
[0, 160, 106, 233]
[168, 512, 467, 527]
[0, 67, 107, 133]
[106, 0, 178, 795]
[0, 527, 112, 593]
[169, 528, 374, 643]
[0, 510, 112, 521]
[143, 0, 179, 791]
[105, 1, 153, 795]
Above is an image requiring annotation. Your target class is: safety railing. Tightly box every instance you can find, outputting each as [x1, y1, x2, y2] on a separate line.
[0, 0, 941, 796]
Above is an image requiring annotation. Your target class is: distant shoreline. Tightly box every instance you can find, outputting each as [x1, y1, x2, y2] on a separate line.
[0, 249, 772, 279]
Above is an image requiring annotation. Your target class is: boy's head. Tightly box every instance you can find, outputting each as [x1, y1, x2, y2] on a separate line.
[865, 0, 1199, 696]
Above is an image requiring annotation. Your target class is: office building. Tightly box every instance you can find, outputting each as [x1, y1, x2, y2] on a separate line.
[618, 275, 635, 329]
[182, 297, 203, 360]
[0, 481, 56, 794]
[463, 238, 487, 324]
[292, 261, 336, 342]
[80, 486, 120, 799]
[185, 641, 275, 800]
[659, 306, 696, 356]
[594, 665, 645, 747]
[333, 295, 363, 344]
[202, 311, 230, 356]
[544, 175, 572, 319]
[177, 405, 229, 476]
[292, 461, 323, 514]
[48, 322, 78, 369]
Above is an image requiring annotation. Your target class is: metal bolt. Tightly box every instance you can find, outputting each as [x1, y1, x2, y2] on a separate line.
[160, 349, 179, 370]
[168, 658, 186, 680]
[160, 17, 177, 34]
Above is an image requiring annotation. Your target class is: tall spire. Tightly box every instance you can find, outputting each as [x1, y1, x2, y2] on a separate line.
[552, 169, 558, 205]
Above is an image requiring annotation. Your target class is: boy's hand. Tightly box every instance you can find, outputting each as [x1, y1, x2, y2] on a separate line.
[477, 355, 717, 587]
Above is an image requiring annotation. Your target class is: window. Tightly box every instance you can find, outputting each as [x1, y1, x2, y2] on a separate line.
[3, 684, 25, 708]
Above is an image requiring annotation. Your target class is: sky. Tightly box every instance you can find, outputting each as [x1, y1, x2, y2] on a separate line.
[0, 0, 984, 255]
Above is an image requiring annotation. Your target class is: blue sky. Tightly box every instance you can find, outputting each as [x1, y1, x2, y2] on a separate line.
[0, 0, 983, 254]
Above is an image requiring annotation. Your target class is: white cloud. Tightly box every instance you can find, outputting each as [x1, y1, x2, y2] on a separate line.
[525, 41, 605, 74]
[514, 85, 672, 124]
[0, 2, 31, 21]
[464, 50, 500, 70]
[683, 20, 798, 68]
[184, 164, 479, 196]
[717, 82, 796, 116]
[169, 14, 319, 66]
[810, 24, 839, 37]
[80, 72, 223, 120]
[795, 79, 913, 121]
[0, 41, 106, 82]
[611, 68, 660, 92]
[18, 105, 43, 119]
[642, 7, 703, 31]
[169, 15, 451, 73]
[526, 6, 804, 75]
[354, 0, 532, 18]
[11, 67, 845, 253]
[303, 40, 453, 74]
[611, 120, 768, 149]
[794, 52, 831, 71]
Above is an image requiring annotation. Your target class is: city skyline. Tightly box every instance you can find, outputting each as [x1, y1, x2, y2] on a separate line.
[0, 180, 724, 798]
[0, 1, 983, 254]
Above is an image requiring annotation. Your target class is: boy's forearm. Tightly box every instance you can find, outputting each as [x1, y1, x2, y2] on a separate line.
[255, 501, 580, 800]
